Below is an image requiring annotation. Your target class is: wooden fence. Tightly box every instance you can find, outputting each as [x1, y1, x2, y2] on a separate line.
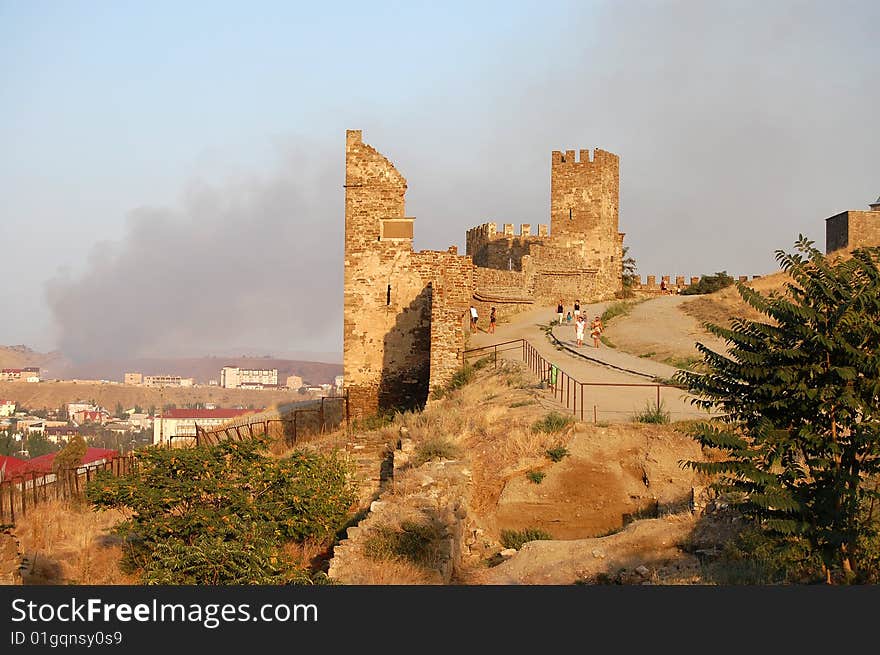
[192, 395, 350, 448]
[0, 454, 136, 523]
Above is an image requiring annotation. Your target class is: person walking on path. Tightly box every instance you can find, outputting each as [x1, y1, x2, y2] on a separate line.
[469, 305, 479, 332]
[557, 300, 564, 325]
[574, 299, 580, 319]
[590, 315, 603, 348]
[575, 314, 586, 347]
[488, 307, 497, 334]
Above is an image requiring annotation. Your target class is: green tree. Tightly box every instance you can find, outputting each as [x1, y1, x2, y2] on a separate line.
[619, 245, 638, 298]
[25, 433, 60, 458]
[114, 402, 127, 419]
[87, 438, 356, 584]
[54, 434, 89, 496]
[676, 237, 880, 583]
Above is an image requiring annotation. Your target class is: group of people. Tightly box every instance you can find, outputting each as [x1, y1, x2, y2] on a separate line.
[557, 299, 602, 348]
[467, 305, 497, 333]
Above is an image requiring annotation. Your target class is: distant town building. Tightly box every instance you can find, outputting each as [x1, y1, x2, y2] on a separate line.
[143, 375, 194, 387]
[0, 367, 40, 382]
[153, 408, 258, 445]
[220, 367, 278, 389]
[72, 409, 111, 426]
[124, 372, 143, 385]
[286, 375, 304, 391]
[45, 426, 80, 444]
[66, 402, 98, 420]
[127, 413, 153, 430]
[334, 375, 344, 389]
[0, 400, 15, 417]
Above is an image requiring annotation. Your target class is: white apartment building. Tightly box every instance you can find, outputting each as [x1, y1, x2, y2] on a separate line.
[143, 375, 194, 387]
[220, 366, 278, 389]
[0, 400, 15, 417]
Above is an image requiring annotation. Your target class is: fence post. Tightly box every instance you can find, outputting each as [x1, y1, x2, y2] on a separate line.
[656, 385, 661, 409]
[320, 397, 326, 433]
[293, 412, 298, 445]
[32, 472, 38, 509]
[594, 405, 598, 424]
[7, 482, 14, 522]
[580, 384, 584, 421]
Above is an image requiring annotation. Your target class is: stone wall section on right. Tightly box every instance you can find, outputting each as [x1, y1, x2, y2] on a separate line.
[826, 205, 880, 255]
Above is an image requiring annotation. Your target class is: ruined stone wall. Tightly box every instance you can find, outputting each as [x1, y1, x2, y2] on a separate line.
[550, 148, 623, 297]
[826, 210, 880, 254]
[344, 130, 430, 418]
[344, 131, 473, 419]
[466, 222, 549, 271]
[418, 250, 474, 394]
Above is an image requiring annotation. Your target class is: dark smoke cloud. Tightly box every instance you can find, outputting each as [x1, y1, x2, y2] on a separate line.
[45, 2, 878, 363]
[46, 145, 342, 362]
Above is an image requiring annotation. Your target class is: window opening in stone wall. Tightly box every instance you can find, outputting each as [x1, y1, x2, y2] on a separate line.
[508, 257, 512, 271]
[387, 285, 391, 306]
[569, 208, 572, 220]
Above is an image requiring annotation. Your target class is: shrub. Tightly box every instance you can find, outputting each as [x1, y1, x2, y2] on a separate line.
[509, 400, 535, 408]
[532, 412, 575, 434]
[352, 412, 395, 432]
[501, 527, 553, 550]
[632, 401, 670, 424]
[680, 271, 734, 295]
[86, 438, 356, 584]
[526, 470, 546, 484]
[545, 445, 570, 462]
[413, 437, 461, 466]
[363, 521, 443, 567]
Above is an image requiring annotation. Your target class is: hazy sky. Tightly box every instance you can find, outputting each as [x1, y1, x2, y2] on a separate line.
[2, 1, 878, 361]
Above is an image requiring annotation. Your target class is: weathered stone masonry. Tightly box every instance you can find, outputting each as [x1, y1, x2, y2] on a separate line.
[343, 130, 473, 419]
[344, 131, 628, 419]
[826, 196, 880, 255]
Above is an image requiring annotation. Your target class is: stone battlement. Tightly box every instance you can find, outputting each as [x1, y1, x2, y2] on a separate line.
[633, 274, 764, 289]
[466, 222, 550, 241]
[551, 148, 618, 166]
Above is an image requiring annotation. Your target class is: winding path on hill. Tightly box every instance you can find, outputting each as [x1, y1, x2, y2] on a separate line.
[468, 302, 713, 423]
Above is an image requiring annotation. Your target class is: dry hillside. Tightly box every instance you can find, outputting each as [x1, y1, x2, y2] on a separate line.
[0, 380, 309, 412]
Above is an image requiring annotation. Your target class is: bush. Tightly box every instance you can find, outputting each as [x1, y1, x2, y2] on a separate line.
[364, 521, 443, 567]
[545, 445, 570, 462]
[532, 412, 575, 434]
[680, 271, 734, 295]
[87, 438, 356, 584]
[500, 527, 553, 550]
[509, 400, 535, 408]
[352, 412, 395, 432]
[526, 470, 546, 484]
[632, 401, 670, 424]
[413, 437, 461, 466]
[430, 358, 489, 399]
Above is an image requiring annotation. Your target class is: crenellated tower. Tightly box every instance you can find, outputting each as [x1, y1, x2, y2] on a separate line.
[550, 148, 624, 295]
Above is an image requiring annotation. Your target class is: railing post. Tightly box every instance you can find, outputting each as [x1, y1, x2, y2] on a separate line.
[656, 385, 660, 409]
[580, 384, 584, 421]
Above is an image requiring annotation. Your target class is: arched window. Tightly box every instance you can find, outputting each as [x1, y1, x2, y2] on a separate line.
[386, 285, 391, 306]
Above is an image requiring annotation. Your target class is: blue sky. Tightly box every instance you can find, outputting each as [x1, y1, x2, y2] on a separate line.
[1, 1, 878, 360]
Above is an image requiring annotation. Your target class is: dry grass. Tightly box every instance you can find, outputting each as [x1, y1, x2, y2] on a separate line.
[351, 557, 442, 584]
[680, 270, 791, 328]
[13, 499, 135, 585]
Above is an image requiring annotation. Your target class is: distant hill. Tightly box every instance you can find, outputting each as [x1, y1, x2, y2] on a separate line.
[62, 356, 341, 386]
[0, 347, 341, 386]
[0, 345, 70, 375]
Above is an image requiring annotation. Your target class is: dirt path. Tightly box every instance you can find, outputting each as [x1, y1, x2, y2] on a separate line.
[601, 295, 730, 365]
[469, 305, 712, 423]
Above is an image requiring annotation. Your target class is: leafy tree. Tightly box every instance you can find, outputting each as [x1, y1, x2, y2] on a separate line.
[54, 434, 89, 495]
[114, 402, 127, 419]
[25, 433, 60, 458]
[87, 438, 356, 584]
[619, 246, 638, 298]
[676, 237, 880, 583]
